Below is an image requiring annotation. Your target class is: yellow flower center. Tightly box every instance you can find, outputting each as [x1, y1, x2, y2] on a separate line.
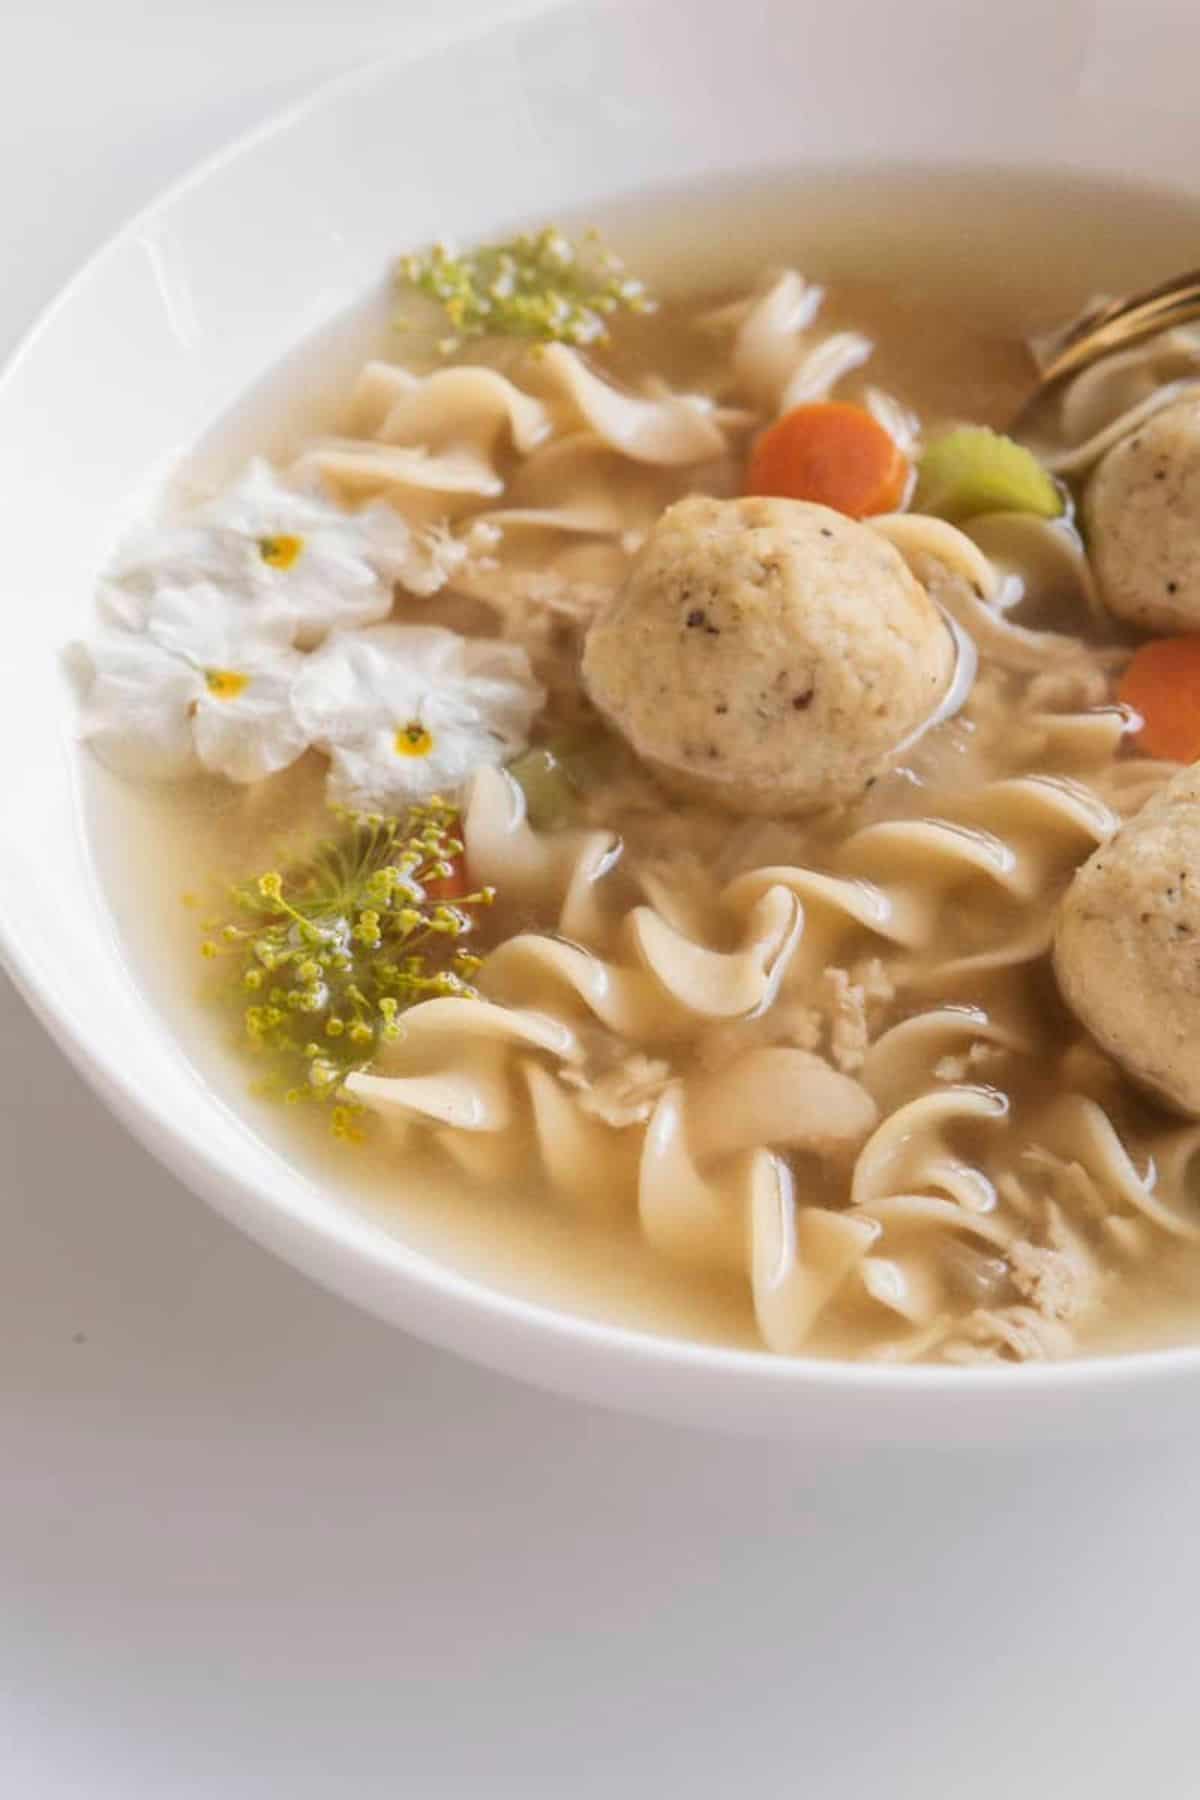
[394, 721, 434, 758]
[205, 667, 250, 702]
[258, 533, 305, 570]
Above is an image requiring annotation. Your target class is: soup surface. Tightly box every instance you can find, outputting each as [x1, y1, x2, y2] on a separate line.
[80, 169, 1200, 1364]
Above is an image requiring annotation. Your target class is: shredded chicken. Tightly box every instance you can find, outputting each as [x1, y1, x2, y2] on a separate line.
[934, 1041, 1007, 1084]
[463, 518, 502, 555]
[941, 1304, 1075, 1364]
[559, 1051, 672, 1127]
[822, 959, 895, 1073]
[1009, 1240, 1088, 1322]
[692, 956, 896, 1078]
[824, 967, 869, 1073]
[398, 521, 470, 596]
[694, 1000, 822, 1073]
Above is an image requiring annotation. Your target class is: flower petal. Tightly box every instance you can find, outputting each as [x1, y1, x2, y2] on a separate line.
[145, 581, 298, 664]
[360, 502, 467, 598]
[73, 632, 203, 781]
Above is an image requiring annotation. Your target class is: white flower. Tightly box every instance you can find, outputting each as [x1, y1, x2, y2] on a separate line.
[110, 459, 460, 646]
[292, 624, 544, 810]
[75, 582, 309, 783]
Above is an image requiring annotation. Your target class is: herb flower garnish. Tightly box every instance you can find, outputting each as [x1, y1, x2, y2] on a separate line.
[110, 459, 438, 647]
[398, 227, 654, 352]
[292, 623, 544, 811]
[206, 799, 492, 1110]
[74, 583, 309, 782]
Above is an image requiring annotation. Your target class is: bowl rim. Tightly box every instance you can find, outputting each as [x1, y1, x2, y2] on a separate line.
[7, 0, 1200, 1413]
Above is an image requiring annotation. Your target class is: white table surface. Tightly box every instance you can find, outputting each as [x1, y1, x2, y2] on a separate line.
[3, 5, 1199, 1795]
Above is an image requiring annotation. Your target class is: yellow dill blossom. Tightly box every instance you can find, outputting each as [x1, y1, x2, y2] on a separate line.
[202, 799, 494, 1128]
[331, 1103, 367, 1145]
[397, 226, 654, 350]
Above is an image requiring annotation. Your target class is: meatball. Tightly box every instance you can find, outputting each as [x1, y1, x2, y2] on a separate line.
[580, 495, 956, 815]
[1054, 763, 1200, 1116]
[1085, 395, 1200, 632]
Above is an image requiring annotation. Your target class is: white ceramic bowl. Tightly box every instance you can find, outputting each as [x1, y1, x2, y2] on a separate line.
[4, 0, 1200, 1444]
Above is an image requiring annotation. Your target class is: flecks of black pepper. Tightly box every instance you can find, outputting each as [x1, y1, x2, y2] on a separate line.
[684, 607, 721, 635]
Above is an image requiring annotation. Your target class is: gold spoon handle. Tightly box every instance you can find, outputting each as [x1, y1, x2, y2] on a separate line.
[1040, 267, 1200, 385]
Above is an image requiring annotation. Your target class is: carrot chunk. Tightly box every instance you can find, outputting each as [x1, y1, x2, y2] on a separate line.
[1118, 635, 1200, 762]
[744, 401, 910, 518]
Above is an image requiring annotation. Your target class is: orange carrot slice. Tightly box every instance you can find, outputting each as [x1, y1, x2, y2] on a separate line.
[1118, 635, 1200, 762]
[744, 401, 910, 519]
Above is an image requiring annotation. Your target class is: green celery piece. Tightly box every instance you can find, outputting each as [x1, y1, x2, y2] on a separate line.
[914, 426, 1063, 522]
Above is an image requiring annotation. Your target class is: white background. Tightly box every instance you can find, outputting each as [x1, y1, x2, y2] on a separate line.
[2, 3, 1199, 1795]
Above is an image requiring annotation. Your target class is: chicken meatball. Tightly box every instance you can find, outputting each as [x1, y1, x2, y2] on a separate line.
[580, 495, 956, 815]
[1054, 763, 1200, 1116]
[1085, 395, 1200, 632]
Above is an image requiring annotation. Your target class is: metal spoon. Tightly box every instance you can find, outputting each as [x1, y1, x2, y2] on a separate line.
[1010, 265, 1200, 442]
